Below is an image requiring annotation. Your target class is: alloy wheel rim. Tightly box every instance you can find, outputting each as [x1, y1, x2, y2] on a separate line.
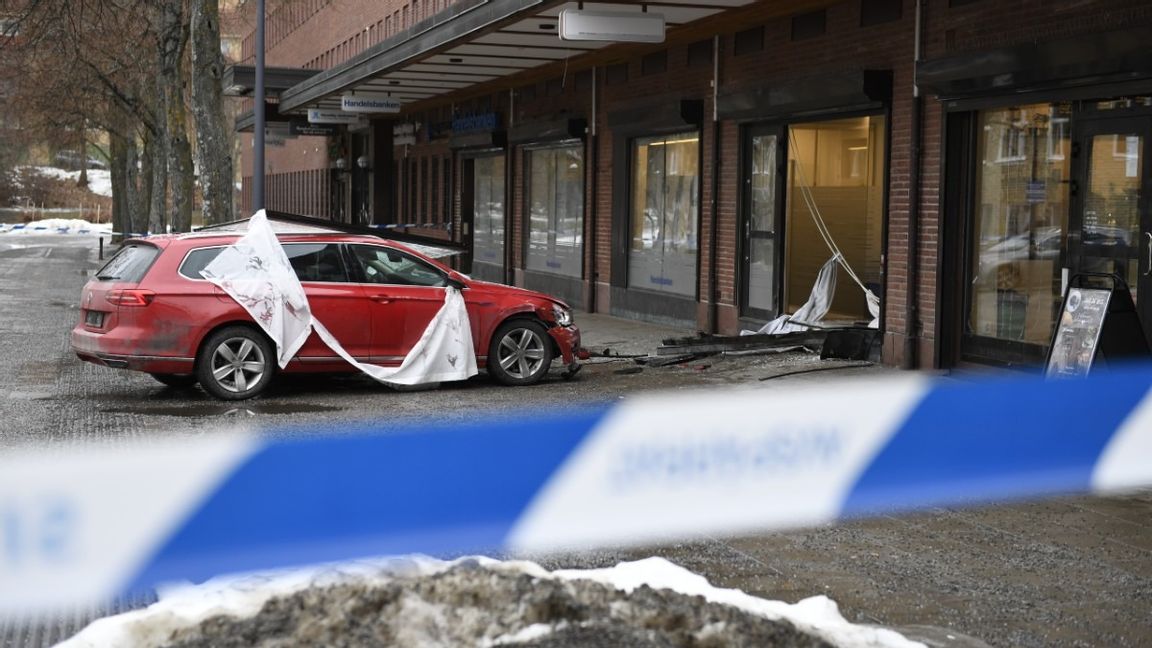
[210, 337, 267, 393]
[498, 328, 545, 379]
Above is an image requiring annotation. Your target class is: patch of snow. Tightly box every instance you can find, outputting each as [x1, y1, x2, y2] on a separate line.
[482, 622, 562, 646]
[0, 218, 112, 235]
[18, 166, 112, 198]
[59, 555, 923, 648]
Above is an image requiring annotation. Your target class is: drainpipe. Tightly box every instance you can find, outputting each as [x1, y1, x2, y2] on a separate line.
[903, 0, 925, 370]
[587, 67, 599, 313]
[708, 34, 721, 333]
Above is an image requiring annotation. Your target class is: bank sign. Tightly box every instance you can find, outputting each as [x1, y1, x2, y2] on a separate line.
[341, 95, 402, 114]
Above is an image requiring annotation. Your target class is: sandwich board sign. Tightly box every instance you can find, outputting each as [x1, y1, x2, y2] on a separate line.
[1045, 273, 1151, 378]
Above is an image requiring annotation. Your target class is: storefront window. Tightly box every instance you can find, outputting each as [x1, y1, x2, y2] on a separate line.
[968, 103, 1070, 345]
[785, 115, 886, 321]
[628, 132, 699, 296]
[526, 145, 584, 277]
[472, 154, 505, 277]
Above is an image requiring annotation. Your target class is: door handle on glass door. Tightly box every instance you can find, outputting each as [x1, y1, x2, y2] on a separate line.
[1145, 232, 1151, 276]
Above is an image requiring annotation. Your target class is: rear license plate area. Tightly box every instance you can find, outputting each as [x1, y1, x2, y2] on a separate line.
[85, 310, 105, 327]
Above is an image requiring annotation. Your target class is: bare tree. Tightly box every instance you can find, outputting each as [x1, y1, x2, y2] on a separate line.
[191, 0, 234, 225]
[157, 0, 194, 233]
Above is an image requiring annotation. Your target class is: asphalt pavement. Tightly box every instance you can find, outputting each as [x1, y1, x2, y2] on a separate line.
[1, 233, 1150, 647]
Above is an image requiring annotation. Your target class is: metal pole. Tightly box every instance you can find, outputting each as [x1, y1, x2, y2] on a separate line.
[253, 0, 266, 212]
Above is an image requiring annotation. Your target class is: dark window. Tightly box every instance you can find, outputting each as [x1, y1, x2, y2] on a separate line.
[791, 10, 826, 40]
[546, 77, 563, 96]
[398, 159, 407, 224]
[178, 247, 223, 280]
[407, 158, 416, 224]
[421, 157, 430, 223]
[428, 157, 435, 223]
[351, 244, 447, 286]
[861, 0, 902, 26]
[97, 244, 160, 282]
[734, 27, 764, 55]
[519, 84, 536, 102]
[606, 62, 628, 86]
[284, 243, 349, 283]
[574, 69, 593, 93]
[641, 50, 667, 76]
[442, 158, 452, 224]
[687, 39, 713, 68]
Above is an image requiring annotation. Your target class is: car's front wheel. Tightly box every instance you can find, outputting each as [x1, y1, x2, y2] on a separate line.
[196, 326, 276, 400]
[488, 319, 554, 386]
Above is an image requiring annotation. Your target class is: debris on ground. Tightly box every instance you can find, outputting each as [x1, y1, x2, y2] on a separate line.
[760, 361, 876, 381]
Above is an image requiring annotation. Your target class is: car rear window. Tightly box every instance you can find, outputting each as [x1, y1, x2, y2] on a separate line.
[95, 244, 160, 283]
[179, 247, 224, 279]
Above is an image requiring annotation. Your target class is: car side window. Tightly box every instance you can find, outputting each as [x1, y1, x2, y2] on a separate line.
[351, 245, 447, 287]
[284, 243, 349, 283]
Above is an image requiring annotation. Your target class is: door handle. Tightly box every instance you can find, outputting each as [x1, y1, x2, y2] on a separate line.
[370, 295, 393, 303]
[1145, 232, 1151, 276]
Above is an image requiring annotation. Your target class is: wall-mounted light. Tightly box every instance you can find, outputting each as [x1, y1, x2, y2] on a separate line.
[356, 155, 371, 170]
[334, 158, 347, 170]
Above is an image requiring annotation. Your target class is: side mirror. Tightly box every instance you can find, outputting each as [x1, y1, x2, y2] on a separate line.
[446, 275, 467, 290]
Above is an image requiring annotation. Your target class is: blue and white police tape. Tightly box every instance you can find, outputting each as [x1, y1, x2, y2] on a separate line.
[3, 366, 1152, 615]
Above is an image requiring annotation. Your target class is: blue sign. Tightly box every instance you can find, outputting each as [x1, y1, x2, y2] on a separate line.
[452, 113, 500, 134]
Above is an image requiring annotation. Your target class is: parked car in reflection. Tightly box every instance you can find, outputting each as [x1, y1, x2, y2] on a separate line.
[71, 231, 581, 399]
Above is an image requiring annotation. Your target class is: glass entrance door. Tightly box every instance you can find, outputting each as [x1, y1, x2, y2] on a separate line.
[463, 153, 506, 283]
[740, 127, 782, 318]
[1072, 117, 1152, 341]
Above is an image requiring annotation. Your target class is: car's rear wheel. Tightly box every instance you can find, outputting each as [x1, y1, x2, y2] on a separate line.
[149, 373, 197, 389]
[196, 326, 275, 400]
[488, 319, 553, 386]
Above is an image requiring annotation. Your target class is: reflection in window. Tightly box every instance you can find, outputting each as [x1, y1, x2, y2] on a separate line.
[968, 103, 1070, 346]
[746, 133, 778, 314]
[285, 243, 348, 283]
[526, 145, 584, 277]
[351, 245, 446, 287]
[472, 155, 505, 276]
[628, 132, 700, 296]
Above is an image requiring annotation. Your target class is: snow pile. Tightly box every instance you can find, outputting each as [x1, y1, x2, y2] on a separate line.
[28, 166, 113, 197]
[59, 556, 924, 648]
[0, 218, 112, 235]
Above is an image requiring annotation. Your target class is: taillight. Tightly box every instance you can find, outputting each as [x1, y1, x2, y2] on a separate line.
[106, 289, 156, 307]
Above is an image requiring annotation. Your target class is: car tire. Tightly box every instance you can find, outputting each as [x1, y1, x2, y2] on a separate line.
[488, 319, 554, 386]
[149, 373, 197, 389]
[196, 326, 276, 400]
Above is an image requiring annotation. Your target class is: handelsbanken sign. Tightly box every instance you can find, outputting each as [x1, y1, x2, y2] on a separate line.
[341, 95, 402, 114]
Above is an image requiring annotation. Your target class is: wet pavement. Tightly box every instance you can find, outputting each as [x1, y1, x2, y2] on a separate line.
[1, 234, 1150, 647]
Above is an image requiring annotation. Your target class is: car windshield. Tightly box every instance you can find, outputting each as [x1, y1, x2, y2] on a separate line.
[95, 244, 160, 282]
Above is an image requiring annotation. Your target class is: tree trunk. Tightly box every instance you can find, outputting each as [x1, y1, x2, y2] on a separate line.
[160, 0, 194, 233]
[148, 106, 169, 234]
[109, 131, 128, 242]
[124, 133, 141, 236]
[142, 128, 161, 234]
[190, 0, 234, 225]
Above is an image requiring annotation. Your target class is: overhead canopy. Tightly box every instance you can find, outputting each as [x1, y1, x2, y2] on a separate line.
[276, 0, 764, 117]
[223, 65, 320, 97]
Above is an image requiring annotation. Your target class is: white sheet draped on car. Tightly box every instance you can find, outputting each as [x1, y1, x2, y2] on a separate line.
[200, 210, 477, 386]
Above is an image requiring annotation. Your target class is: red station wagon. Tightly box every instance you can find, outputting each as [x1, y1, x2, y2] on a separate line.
[71, 231, 582, 399]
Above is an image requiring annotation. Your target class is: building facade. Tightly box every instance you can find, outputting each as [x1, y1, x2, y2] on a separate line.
[235, 0, 1152, 371]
